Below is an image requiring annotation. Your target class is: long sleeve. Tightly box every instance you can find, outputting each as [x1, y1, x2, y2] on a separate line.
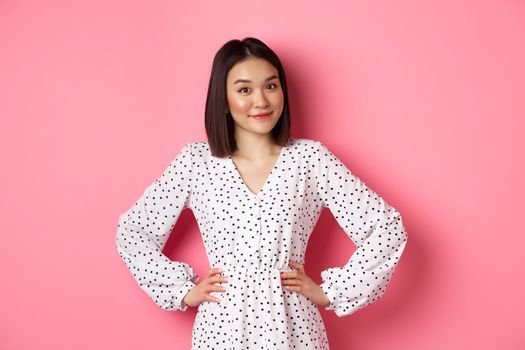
[115, 142, 199, 312]
[315, 141, 408, 317]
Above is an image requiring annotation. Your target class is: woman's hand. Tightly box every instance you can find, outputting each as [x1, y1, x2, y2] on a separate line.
[280, 261, 331, 307]
[182, 267, 228, 308]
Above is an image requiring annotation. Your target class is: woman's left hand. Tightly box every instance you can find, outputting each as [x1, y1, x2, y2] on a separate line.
[280, 261, 331, 307]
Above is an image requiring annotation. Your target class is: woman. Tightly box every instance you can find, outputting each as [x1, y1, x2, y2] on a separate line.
[116, 37, 408, 349]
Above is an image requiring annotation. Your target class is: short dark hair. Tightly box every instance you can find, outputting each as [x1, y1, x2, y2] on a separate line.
[205, 37, 291, 157]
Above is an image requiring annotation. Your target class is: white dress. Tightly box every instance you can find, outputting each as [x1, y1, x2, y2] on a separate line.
[116, 137, 408, 349]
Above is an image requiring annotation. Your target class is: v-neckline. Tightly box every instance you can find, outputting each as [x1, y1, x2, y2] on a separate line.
[228, 139, 289, 199]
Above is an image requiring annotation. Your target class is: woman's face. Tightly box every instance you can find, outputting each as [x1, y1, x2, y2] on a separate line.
[226, 57, 284, 138]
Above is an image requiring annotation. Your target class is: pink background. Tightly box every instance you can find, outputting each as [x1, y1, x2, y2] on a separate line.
[1, 0, 524, 349]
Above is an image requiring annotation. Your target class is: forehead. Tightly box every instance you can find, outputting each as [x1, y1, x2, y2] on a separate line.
[226, 58, 278, 83]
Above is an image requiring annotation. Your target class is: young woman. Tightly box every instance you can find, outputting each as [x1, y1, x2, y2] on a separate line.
[116, 37, 408, 349]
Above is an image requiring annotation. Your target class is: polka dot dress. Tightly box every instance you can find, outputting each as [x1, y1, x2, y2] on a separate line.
[116, 137, 408, 349]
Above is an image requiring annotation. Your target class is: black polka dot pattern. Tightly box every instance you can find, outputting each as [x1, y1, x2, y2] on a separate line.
[116, 137, 408, 349]
[315, 141, 408, 318]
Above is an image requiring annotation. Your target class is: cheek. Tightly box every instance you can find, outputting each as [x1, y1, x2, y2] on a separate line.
[229, 97, 250, 112]
[270, 92, 284, 107]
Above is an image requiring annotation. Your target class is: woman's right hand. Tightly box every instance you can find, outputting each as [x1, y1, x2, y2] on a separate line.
[182, 267, 228, 308]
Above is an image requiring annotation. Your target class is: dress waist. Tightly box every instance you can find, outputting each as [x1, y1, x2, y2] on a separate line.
[214, 263, 297, 275]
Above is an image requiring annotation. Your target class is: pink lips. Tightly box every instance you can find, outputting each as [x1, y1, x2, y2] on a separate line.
[251, 112, 272, 119]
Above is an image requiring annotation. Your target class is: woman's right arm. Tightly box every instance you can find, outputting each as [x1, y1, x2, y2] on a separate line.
[115, 143, 199, 312]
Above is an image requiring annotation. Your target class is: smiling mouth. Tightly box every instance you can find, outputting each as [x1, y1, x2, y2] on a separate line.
[250, 112, 272, 119]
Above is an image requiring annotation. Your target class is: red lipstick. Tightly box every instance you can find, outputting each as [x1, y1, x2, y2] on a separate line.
[251, 112, 272, 119]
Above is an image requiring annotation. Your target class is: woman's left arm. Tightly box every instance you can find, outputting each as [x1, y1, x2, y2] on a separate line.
[315, 141, 408, 317]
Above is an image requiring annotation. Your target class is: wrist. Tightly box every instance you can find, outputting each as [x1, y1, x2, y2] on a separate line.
[319, 280, 337, 311]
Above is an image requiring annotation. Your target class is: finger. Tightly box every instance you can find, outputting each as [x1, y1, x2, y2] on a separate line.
[204, 284, 224, 293]
[283, 285, 302, 292]
[281, 279, 301, 286]
[210, 275, 229, 284]
[207, 267, 223, 277]
[205, 293, 220, 303]
[288, 261, 299, 269]
[207, 284, 226, 292]
[204, 283, 225, 292]
[280, 271, 299, 279]
[289, 261, 305, 273]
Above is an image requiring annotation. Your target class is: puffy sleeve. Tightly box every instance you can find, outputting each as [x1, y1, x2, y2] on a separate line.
[115, 142, 199, 312]
[315, 141, 408, 317]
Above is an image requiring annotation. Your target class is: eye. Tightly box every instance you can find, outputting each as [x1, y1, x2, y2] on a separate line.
[237, 83, 278, 94]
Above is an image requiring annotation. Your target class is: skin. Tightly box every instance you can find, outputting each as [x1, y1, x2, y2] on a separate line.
[182, 57, 331, 309]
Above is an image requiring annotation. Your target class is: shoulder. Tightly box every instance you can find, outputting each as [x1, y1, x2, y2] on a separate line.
[182, 140, 209, 155]
[288, 137, 326, 154]
[181, 140, 218, 164]
[287, 137, 321, 150]
[291, 139, 341, 167]
[184, 140, 208, 148]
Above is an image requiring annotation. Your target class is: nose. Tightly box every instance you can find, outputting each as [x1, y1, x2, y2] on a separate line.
[253, 89, 270, 109]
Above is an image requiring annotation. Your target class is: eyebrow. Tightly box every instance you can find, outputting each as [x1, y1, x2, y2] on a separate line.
[233, 74, 278, 85]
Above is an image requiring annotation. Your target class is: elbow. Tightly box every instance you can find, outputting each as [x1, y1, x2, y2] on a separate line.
[115, 213, 130, 253]
[116, 215, 124, 243]
[391, 206, 408, 243]
[398, 212, 408, 244]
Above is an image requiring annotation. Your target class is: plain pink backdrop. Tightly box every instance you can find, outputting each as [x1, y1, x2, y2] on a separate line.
[1, 0, 524, 349]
